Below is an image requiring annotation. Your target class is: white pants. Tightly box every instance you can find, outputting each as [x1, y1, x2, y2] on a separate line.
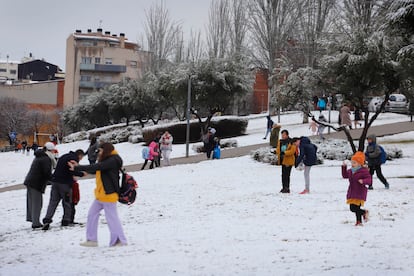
[162, 149, 172, 166]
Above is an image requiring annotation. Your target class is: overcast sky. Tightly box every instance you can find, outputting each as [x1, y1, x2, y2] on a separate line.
[1, 0, 212, 69]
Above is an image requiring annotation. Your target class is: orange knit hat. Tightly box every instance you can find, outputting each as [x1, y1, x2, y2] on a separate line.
[351, 151, 365, 165]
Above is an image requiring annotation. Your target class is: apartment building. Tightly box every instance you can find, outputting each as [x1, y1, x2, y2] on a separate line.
[64, 28, 150, 106]
[0, 58, 19, 82]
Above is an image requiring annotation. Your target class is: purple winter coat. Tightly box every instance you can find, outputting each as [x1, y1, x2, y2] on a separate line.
[342, 165, 372, 201]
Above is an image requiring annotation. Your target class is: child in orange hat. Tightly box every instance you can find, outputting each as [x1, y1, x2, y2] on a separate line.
[341, 151, 372, 226]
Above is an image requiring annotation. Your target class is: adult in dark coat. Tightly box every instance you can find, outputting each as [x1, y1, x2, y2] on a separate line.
[365, 134, 389, 189]
[24, 148, 54, 229]
[42, 150, 85, 229]
[294, 136, 318, 194]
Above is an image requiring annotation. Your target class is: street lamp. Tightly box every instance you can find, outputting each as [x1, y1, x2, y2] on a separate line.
[185, 75, 191, 157]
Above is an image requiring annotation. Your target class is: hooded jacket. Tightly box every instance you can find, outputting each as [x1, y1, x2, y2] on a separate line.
[276, 138, 296, 166]
[342, 165, 372, 205]
[295, 136, 318, 167]
[75, 152, 123, 202]
[365, 134, 382, 166]
[23, 149, 52, 193]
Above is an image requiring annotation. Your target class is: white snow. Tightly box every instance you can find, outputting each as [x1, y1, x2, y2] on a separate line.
[1, 111, 414, 275]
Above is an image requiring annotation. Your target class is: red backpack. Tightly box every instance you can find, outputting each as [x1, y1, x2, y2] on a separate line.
[118, 169, 138, 205]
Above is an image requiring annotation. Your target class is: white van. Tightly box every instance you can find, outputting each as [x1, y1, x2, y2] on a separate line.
[385, 94, 409, 113]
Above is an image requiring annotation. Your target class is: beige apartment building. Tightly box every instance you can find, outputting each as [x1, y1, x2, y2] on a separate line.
[64, 28, 150, 106]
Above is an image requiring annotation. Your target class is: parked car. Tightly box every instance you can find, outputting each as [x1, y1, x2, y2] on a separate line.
[384, 94, 409, 113]
[368, 96, 385, 112]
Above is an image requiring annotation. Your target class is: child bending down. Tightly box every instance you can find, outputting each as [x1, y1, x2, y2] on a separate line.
[341, 151, 372, 226]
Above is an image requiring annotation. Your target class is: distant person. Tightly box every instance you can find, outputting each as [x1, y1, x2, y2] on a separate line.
[365, 134, 389, 189]
[87, 137, 99, 164]
[69, 142, 127, 247]
[141, 138, 159, 170]
[42, 149, 86, 230]
[203, 127, 216, 159]
[341, 151, 372, 226]
[293, 137, 318, 194]
[159, 130, 173, 166]
[23, 143, 56, 229]
[21, 140, 28, 154]
[317, 114, 327, 140]
[354, 107, 363, 128]
[263, 115, 274, 139]
[340, 103, 352, 129]
[276, 130, 296, 193]
[309, 120, 318, 136]
[317, 97, 326, 112]
[269, 124, 281, 148]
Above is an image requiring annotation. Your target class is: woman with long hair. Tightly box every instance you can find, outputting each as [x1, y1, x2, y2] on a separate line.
[69, 142, 127, 247]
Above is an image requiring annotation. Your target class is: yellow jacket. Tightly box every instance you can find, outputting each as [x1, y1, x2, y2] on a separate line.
[276, 139, 296, 166]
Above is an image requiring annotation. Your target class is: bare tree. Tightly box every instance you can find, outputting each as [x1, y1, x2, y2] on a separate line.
[296, 0, 337, 68]
[0, 97, 30, 140]
[185, 29, 206, 63]
[144, 0, 182, 72]
[247, 0, 299, 115]
[206, 0, 230, 59]
[229, 0, 249, 57]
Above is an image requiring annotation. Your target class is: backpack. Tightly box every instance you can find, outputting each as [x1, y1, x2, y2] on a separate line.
[379, 145, 387, 164]
[118, 169, 138, 205]
[141, 146, 150, 160]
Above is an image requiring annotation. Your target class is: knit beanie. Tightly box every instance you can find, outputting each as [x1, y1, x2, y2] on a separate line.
[351, 151, 365, 166]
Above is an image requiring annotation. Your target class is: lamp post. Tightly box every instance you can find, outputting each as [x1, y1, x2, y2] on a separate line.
[185, 75, 191, 158]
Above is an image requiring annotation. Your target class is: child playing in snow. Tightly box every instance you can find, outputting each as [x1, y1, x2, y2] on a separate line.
[309, 120, 318, 135]
[341, 151, 372, 226]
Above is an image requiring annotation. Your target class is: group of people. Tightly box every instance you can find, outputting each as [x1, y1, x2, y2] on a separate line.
[275, 129, 318, 194]
[141, 130, 174, 170]
[271, 123, 389, 226]
[24, 139, 128, 247]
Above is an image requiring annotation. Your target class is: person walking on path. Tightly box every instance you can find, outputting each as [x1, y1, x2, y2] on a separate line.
[276, 130, 296, 193]
[159, 130, 173, 166]
[365, 134, 390, 189]
[87, 137, 99, 164]
[23, 143, 56, 229]
[354, 107, 363, 129]
[42, 149, 86, 230]
[293, 136, 318, 194]
[342, 151, 372, 226]
[340, 103, 352, 129]
[263, 116, 274, 139]
[141, 138, 160, 170]
[69, 142, 127, 247]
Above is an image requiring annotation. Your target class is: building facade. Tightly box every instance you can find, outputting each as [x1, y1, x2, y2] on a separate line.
[18, 59, 60, 81]
[0, 59, 19, 82]
[64, 28, 150, 106]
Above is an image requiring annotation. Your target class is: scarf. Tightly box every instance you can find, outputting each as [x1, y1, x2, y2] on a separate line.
[45, 150, 57, 170]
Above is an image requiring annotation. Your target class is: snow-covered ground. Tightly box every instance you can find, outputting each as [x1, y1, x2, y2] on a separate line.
[1, 111, 414, 275]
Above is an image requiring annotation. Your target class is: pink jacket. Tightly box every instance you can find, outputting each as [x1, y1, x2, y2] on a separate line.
[148, 141, 159, 161]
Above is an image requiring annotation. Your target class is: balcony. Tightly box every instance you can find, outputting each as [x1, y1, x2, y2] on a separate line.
[79, 81, 113, 89]
[79, 63, 126, 73]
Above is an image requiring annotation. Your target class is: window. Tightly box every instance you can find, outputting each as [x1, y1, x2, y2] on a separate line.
[80, 75, 92, 81]
[10, 70, 16, 74]
[105, 58, 112, 64]
[81, 57, 92, 64]
[95, 57, 101, 64]
[0, 68, 6, 72]
[130, 61, 137, 68]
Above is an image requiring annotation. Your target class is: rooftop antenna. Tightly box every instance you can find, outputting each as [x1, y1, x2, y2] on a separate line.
[99, 20, 103, 28]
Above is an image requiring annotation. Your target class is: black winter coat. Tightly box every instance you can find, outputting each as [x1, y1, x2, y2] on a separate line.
[24, 149, 52, 193]
[295, 136, 318, 167]
[51, 151, 84, 185]
[76, 154, 123, 195]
